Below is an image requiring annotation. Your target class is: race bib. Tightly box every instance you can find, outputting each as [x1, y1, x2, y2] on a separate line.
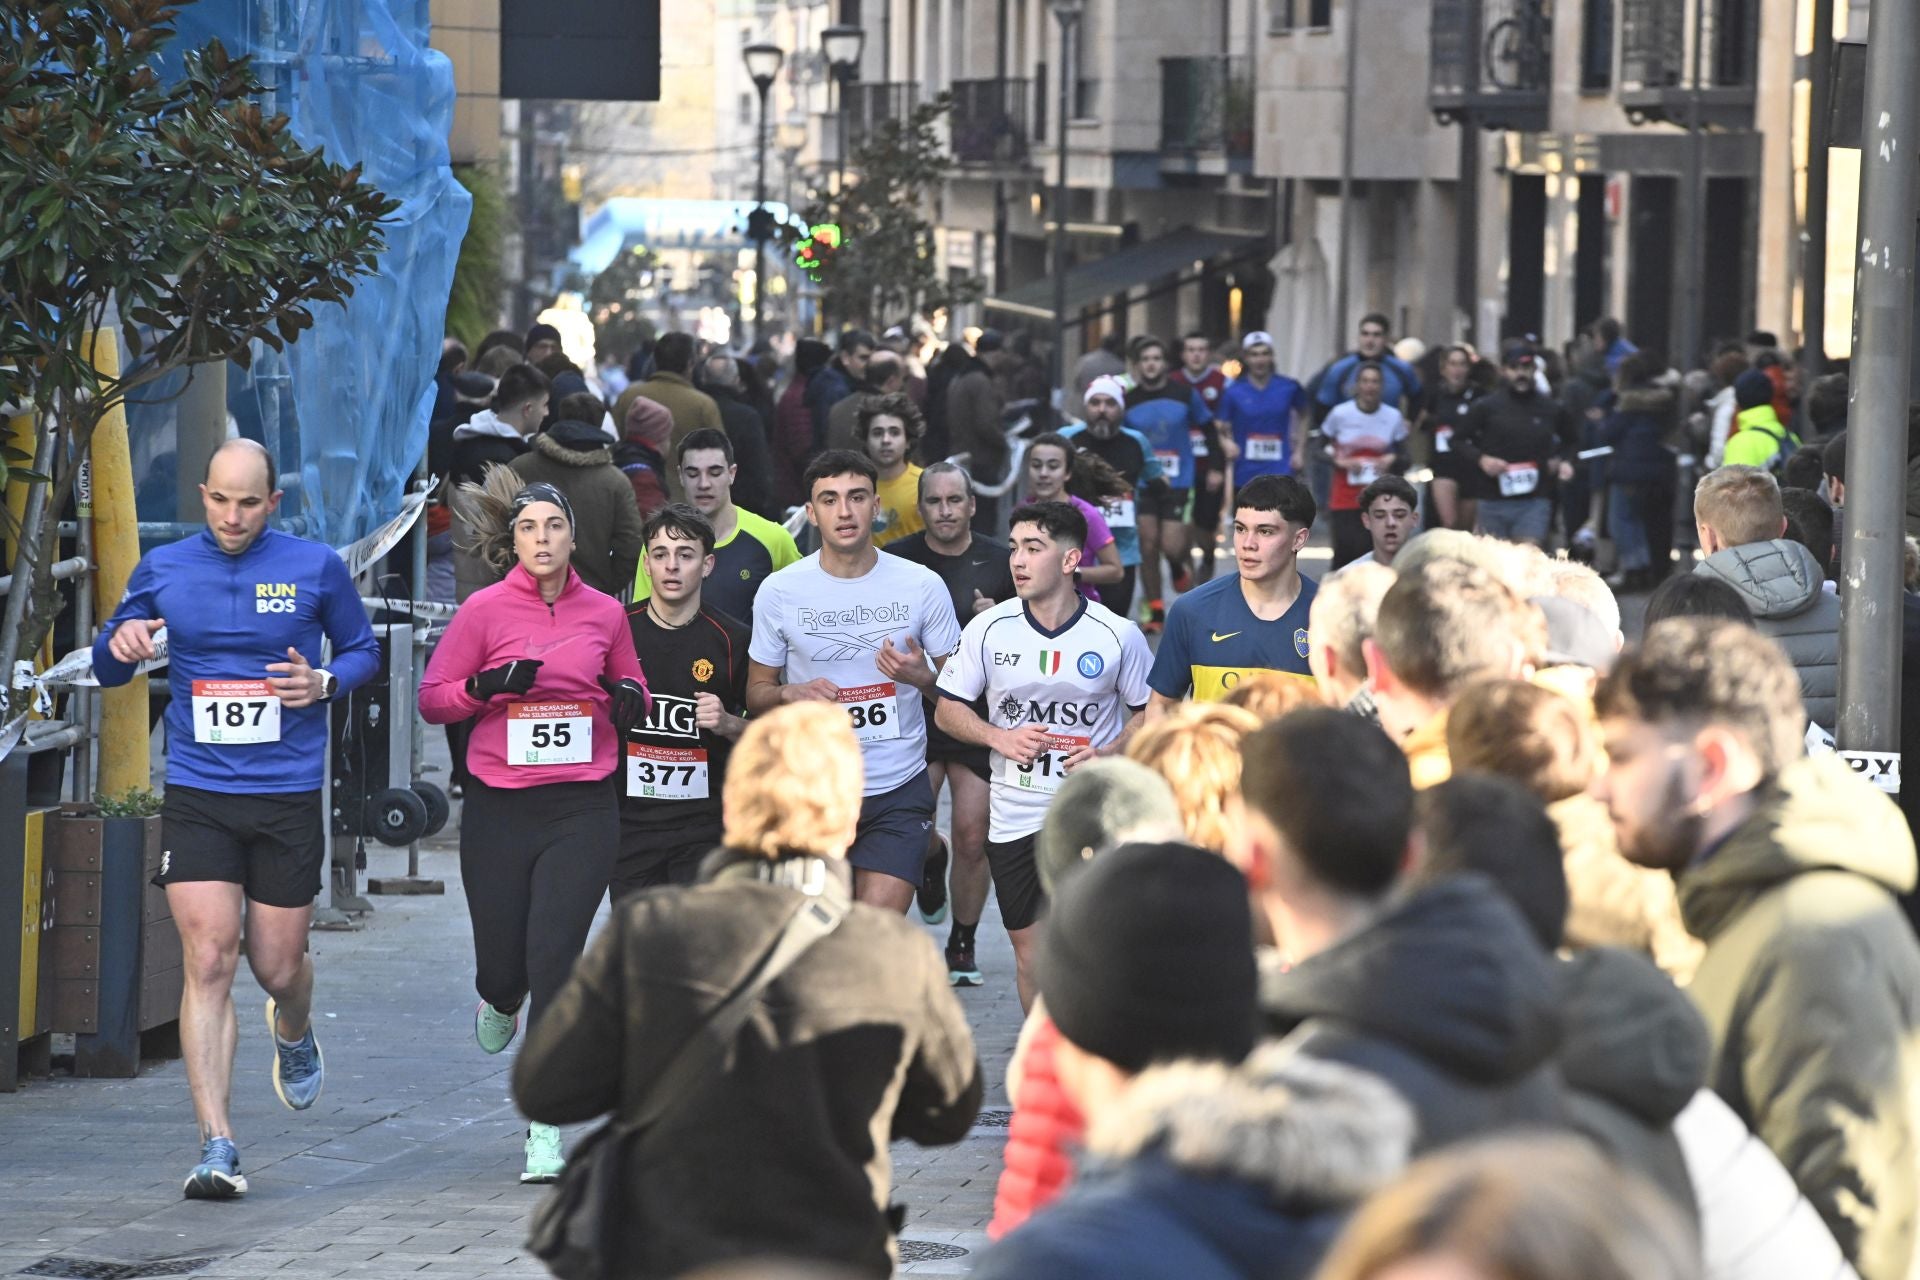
[999, 733, 1090, 795]
[1189, 427, 1211, 457]
[1246, 434, 1284, 462]
[1154, 450, 1183, 484]
[506, 701, 593, 765]
[1103, 497, 1137, 529]
[1434, 426, 1452, 453]
[838, 682, 900, 742]
[1499, 463, 1540, 497]
[191, 679, 280, 745]
[1345, 460, 1382, 486]
[626, 743, 709, 800]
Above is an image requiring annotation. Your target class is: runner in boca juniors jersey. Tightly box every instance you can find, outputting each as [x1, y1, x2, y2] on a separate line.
[616, 505, 751, 899]
[935, 500, 1152, 1010]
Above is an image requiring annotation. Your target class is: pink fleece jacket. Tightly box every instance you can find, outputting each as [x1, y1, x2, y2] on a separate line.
[420, 565, 646, 789]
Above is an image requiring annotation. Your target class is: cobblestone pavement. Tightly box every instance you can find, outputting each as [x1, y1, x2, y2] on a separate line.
[0, 783, 1023, 1279]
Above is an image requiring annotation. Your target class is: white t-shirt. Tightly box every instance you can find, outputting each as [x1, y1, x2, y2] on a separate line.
[750, 550, 963, 795]
[934, 596, 1153, 841]
[1323, 400, 1409, 496]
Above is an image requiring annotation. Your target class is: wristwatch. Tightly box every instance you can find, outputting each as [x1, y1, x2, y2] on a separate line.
[317, 669, 339, 701]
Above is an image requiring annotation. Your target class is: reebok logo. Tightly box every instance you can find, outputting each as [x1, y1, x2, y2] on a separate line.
[255, 582, 297, 614]
[798, 602, 909, 630]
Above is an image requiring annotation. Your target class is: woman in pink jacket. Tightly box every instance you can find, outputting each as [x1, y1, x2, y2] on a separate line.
[420, 476, 648, 1184]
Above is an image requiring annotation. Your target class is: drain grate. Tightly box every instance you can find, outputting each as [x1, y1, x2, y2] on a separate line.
[898, 1241, 970, 1262]
[972, 1108, 1013, 1128]
[22, 1257, 216, 1279]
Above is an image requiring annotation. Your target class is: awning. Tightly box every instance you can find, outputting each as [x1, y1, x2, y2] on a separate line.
[984, 228, 1267, 320]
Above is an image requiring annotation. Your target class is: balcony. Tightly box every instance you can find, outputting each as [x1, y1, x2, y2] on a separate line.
[1429, 0, 1552, 132]
[1618, 0, 1756, 128]
[950, 78, 1032, 167]
[1160, 56, 1254, 170]
[843, 81, 917, 150]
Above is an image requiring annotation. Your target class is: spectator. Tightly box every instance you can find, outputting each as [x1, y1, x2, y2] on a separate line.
[1692, 465, 1839, 728]
[433, 337, 468, 421]
[806, 329, 876, 452]
[554, 390, 616, 445]
[1703, 347, 1751, 468]
[535, 350, 588, 404]
[775, 339, 833, 508]
[973, 840, 1414, 1280]
[1126, 703, 1263, 854]
[1326, 476, 1417, 578]
[1592, 316, 1640, 375]
[1455, 342, 1575, 549]
[1547, 558, 1624, 652]
[1806, 370, 1850, 440]
[1305, 560, 1395, 720]
[697, 353, 780, 520]
[508, 399, 645, 598]
[619, 332, 725, 495]
[1722, 369, 1799, 471]
[523, 322, 561, 366]
[1236, 709, 1569, 1151]
[1600, 351, 1679, 592]
[611, 391, 671, 521]
[945, 334, 1010, 489]
[1643, 571, 1755, 627]
[1221, 669, 1322, 722]
[473, 328, 524, 363]
[512, 703, 982, 1280]
[1782, 446, 1827, 493]
[451, 363, 550, 602]
[1594, 618, 1920, 1280]
[827, 349, 904, 452]
[1069, 331, 1127, 420]
[858, 392, 926, 548]
[1781, 487, 1838, 583]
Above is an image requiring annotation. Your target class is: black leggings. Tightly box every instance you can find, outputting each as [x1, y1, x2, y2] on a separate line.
[459, 775, 617, 1028]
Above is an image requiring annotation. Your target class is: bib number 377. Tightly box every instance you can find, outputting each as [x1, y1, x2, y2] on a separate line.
[838, 682, 901, 742]
[192, 680, 280, 745]
[507, 702, 593, 765]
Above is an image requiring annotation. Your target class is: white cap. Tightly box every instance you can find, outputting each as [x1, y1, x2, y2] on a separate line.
[1241, 331, 1275, 351]
[1086, 374, 1128, 407]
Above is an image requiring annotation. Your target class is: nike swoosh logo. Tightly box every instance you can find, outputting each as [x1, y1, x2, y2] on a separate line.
[1211, 631, 1242, 642]
[971, 560, 990, 567]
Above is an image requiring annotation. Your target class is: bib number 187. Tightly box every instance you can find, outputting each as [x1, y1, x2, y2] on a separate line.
[191, 680, 280, 745]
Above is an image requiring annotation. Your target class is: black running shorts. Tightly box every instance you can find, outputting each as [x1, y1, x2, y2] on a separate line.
[157, 785, 326, 909]
[984, 831, 1046, 933]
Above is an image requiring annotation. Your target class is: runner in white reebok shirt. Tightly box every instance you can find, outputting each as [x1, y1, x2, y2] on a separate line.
[935, 499, 1152, 1008]
[747, 449, 962, 912]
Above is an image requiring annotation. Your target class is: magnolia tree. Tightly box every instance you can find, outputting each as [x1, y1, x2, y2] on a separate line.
[0, 0, 396, 697]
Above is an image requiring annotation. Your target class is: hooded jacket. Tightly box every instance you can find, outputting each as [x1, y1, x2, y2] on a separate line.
[448, 408, 529, 486]
[946, 353, 1009, 475]
[1261, 874, 1569, 1151]
[1682, 757, 1920, 1280]
[1695, 539, 1840, 729]
[1602, 385, 1678, 485]
[508, 419, 646, 599]
[972, 1048, 1413, 1280]
[1724, 403, 1798, 470]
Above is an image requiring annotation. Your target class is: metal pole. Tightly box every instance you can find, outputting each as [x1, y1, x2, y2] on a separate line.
[753, 80, 772, 346]
[71, 458, 92, 803]
[1334, 0, 1361, 348]
[836, 72, 849, 199]
[1836, 0, 1919, 754]
[1800, 0, 1834, 389]
[408, 461, 427, 879]
[1051, 11, 1076, 396]
[1678, 0, 1706, 370]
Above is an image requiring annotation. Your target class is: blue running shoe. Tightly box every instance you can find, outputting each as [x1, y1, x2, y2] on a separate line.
[184, 1137, 248, 1200]
[266, 997, 324, 1111]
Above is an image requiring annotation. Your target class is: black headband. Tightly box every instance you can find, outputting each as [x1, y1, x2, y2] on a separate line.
[511, 482, 575, 528]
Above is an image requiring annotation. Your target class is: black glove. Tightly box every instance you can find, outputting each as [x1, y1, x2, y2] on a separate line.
[467, 658, 542, 700]
[600, 676, 650, 737]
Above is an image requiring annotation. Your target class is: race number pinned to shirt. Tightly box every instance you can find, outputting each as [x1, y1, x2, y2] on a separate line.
[1103, 497, 1137, 529]
[838, 682, 901, 742]
[1189, 427, 1211, 458]
[1498, 463, 1541, 497]
[1154, 450, 1184, 484]
[1840, 749, 1901, 796]
[1345, 459, 1383, 486]
[507, 701, 593, 766]
[1246, 435, 1285, 462]
[192, 679, 280, 745]
[1433, 426, 1452, 453]
[999, 733, 1090, 795]
[626, 743, 709, 800]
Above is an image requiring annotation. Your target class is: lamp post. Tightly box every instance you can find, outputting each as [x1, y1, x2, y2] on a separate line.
[821, 24, 866, 199]
[744, 42, 784, 346]
[1049, 0, 1084, 397]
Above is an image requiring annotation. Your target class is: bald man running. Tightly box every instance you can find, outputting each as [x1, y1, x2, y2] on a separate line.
[92, 439, 380, 1199]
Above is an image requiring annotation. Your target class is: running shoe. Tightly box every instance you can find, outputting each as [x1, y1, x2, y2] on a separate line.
[476, 1000, 521, 1055]
[522, 1123, 565, 1184]
[946, 937, 983, 988]
[1143, 599, 1166, 637]
[183, 1136, 248, 1200]
[917, 834, 951, 925]
[266, 997, 324, 1111]
[1171, 565, 1192, 594]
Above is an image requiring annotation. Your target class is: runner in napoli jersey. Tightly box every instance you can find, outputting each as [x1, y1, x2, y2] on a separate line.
[747, 450, 963, 913]
[92, 440, 380, 1200]
[1146, 474, 1320, 713]
[1061, 374, 1166, 619]
[635, 428, 800, 623]
[616, 504, 751, 898]
[935, 500, 1152, 1009]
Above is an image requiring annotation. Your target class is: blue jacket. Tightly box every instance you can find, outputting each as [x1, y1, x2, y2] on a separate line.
[972, 1047, 1412, 1280]
[93, 528, 380, 793]
[1123, 382, 1213, 488]
[1313, 352, 1423, 412]
[1599, 386, 1677, 486]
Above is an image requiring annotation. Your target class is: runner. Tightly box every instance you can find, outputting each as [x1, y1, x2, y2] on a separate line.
[635, 427, 800, 623]
[1061, 375, 1165, 620]
[934, 500, 1152, 1008]
[93, 439, 381, 1200]
[889, 462, 1015, 986]
[1122, 335, 1221, 632]
[615, 504, 751, 898]
[1021, 432, 1126, 603]
[1416, 343, 1486, 531]
[419, 475, 649, 1184]
[1321, 362, 1411, 570]
[1171, 332, 1235, 582]
[1325, 475, 1418, 579]
[746, 450, 964, 913]
[1145, 474, 1320, 712]
[1219, 331, 1307, 487]
[859, 391, 927, 547]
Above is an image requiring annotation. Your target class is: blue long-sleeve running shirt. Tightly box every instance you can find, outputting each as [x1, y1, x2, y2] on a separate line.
[92, 528, 380, 794]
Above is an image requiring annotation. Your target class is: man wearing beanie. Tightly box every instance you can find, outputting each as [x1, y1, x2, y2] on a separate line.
[973, 841, 1413, 1280]
[1722, 367, 1800, 471]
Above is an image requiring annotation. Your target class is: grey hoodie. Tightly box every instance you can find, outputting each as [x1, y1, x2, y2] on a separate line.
[1695, 538, 1839, 729]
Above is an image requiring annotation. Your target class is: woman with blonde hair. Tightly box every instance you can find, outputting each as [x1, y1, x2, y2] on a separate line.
[1127, 702, 1263, 854]
[513, 704, 982, 1279]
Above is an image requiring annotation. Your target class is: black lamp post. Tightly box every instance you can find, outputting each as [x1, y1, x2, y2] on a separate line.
[821, 24, 866, 198]
[744, 42, 784, 345]
[1048, 0, 1085, 394]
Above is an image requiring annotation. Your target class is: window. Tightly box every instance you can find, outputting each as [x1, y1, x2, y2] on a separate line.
[1272, 0, 1295, 31]
[1308, 0, 1331, 26]
[1581, 0, 1614, 90]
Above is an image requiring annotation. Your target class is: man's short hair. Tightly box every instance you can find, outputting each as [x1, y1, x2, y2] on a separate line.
[1234, 474, 1316, 529]
[1642, 574, 1754, 627]
[1446, 679, 1598, 804]
[837, 328, 877, 354]
[555, 391, 606, 425]
[1374, 560, 1540, 699]
[491, 363, 550, 411]
[1780, 488, 1836, 577]
[1821, 429, 1847, 483]
[802, 448, 878, 496]
[701, 353, 743, 389]
[1181, 330, 1212, 348]
[855, 391, 926, 445]
[866, 350, 903, 386]
[1807, 372, 1849, 436]
[1241, 708, 1412, 899]
[642, 502, 717, 556]
[677, 427, 734, 467]
[1360, 475, 1418, 514]
[1353, 360, 1385, 383]
[1694, 465, 1785, 548]
[918, 460, 975, 502]
[1099, 332, 1125, 356]
[1414, 775, 1568, 951]
[653, 332, 697, 375]
[206, 439, 278, 494]
[1359, 312, 1391, 334]
[1128, 334, 1166, 362]
[1009, 500, 1089, 549]
[1594, 617, 1807, 777]
[1594, 317, 1623, 345]
[1781, 447, 1826, 493]
[1309, 561, 1395, 680]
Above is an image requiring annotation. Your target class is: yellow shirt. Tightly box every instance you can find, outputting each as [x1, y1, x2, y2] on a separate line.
[874, 464, 925, 548]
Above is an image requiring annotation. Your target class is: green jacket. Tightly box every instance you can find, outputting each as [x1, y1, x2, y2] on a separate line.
[1681, 756, 1920, 1280]
[1722, 403, 1799, 469]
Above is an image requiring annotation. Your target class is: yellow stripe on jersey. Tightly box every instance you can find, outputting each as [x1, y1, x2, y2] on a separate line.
[1190, 665, 1317, 703]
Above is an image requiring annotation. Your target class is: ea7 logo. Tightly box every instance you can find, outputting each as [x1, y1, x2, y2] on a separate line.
[992, 652, 1021, 666]
[256, 582, 298, 614]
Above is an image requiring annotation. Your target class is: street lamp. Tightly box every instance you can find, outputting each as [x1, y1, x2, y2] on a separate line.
[821, 24, 866, 197]
[743, 42, 784, 345]
[1049, 0, 1085, 398]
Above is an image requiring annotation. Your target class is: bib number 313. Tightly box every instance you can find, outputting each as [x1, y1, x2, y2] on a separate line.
[507, 702, 593, 765]
[192, 680, 280, 745]
[1001, 734, 1091, 795]
[837, 682, 901, 742]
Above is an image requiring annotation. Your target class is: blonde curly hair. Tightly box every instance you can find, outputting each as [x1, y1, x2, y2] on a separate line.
[1126, 702, 1263, 854]
[722, 703, 864, 859]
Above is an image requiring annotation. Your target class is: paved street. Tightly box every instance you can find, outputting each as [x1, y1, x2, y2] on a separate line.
[0, 781, 1023, 1280]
